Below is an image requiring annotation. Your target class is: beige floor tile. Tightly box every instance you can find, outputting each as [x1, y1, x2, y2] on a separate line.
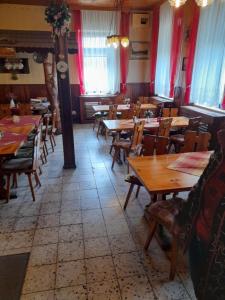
[83, 222, 107, 239]
[21, 290, 55, 300]
[87, 279, 120, 300]
[0, 233, 9, 251]
[152, 279, 190, 300]
[81, 198, 101, 210]
[33, 227, 59, 246]
[62, 182, 80, 192]
[105, 219, 130, 236]
[58, 240, 84, 262]
[29, 244, 58, 266]
[37, 214, 60, 228]
[14, 216, 38, 232]
[3, 246, 31, 256]
[56, 260, 86, 288]
[5, 231, 33, 250]
[113, 252, 145, 278]
[42, 192, 62, 203]
[22, 264, 56, 294]
[59, 224, 83, 242]
[59, 211, 82, 226]
[86, 256, 116, 283]
[40, 201, 61, 215]
[55, 285, 88, 300]
[108, 233, 137, 254]
[119, 275, 154, 300]
[61, 191, 80, 202]
[0, 218, 15, 233]
[61, 200, 81, 212]
[82, 209, 104, 224]
[84, 237, 111, 258]
[18, 202, 41, 217]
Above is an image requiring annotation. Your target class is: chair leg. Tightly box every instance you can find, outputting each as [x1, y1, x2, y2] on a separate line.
[144, 220, 157, 250]
[52, 134, 56, 146]
[111, 148, 119, 169]
[135, 185, 141, 198]
[27, 173, 35, 202]
[42, 146, 47, 163]
[49, 135, 54, 152]
[123, 183, 135, 210]
[34, 171, 41, 187]
[97, 121, 102, 138]
[6, 174, 11, 203]
[44, 140, 49, 155]
[12, 173, 18, 188]
[109, 135, 116, 155]
[169, 238, 178, 280]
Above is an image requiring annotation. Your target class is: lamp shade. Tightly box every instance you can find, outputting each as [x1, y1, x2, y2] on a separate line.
[195, 0, 214, 7]
[168, 0, 187, 7]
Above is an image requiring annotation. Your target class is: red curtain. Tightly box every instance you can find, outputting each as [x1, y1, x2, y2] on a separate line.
[150, 7, 159, 95]
[120, 12, 130, 94]
[184, 5, 200, 105]
[222, 95, 225, 110]
[73, 10, 85, 95]
[169, 8, 183, 98]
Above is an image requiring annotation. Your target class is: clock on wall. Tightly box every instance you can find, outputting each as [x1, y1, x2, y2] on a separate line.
[56, 61, 68, 73]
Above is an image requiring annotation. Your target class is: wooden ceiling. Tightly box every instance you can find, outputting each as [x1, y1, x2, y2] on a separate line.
[1, 0, 163, 10]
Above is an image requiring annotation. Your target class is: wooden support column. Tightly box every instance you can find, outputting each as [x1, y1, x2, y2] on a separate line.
[55, 35, 76, 169]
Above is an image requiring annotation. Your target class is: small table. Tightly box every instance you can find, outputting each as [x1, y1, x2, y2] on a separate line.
[103, 116, 189, 133]
[92, 103, 157, 112]
[127, 151, 212, 195]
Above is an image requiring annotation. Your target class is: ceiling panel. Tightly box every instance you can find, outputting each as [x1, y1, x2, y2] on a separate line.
[1, 0, 162, 10]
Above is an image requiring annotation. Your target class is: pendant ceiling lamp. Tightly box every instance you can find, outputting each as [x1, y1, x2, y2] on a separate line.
[168, 0, 187, 8]
[195, 0, 214, 7]
[106, 0, 129, 48]
[168, 0, 214, 7]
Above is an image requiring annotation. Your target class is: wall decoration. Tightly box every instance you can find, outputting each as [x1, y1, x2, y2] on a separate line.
[130, 41, 149, 60]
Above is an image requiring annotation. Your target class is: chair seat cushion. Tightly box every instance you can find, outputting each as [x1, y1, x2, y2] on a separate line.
[93, 112, 108, 118]
[2, 158, 32, 171]
[125, 175, 143, 186]
[147, 198, 182, 231]
[170, 134, 184, 144]
[15, 148, 33, 159]
[20, 141, 33, 149]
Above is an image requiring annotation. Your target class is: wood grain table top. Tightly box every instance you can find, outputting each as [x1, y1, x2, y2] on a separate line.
[103, 116, 189, 131]
[127, 151, 212, 194]
[92, 103, 157, 112]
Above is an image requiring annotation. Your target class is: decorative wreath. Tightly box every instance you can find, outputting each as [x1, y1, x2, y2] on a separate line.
[45, 1, 71, 37]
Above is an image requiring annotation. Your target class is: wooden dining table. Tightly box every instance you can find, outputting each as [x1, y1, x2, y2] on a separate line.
[127, 151, 212, 195]
[92, 103, 157, 112]
[103, 116, 189, 132]
[0, 115, 42, 200]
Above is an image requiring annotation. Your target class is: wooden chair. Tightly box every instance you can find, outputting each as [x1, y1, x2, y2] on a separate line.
[196, 132, 211, 151]
[2, 131, 41, 202]
[124, 135, 169, 210]
[169, 117, 202, 152]
[162, 107, 178, 118]
[0, 104, 11, 118]
[178, 131, 211, 153]
[19, 103, 32, 115]
[158, 118, 173, 137]
[144, 196, 183, 280]
[111, 120, 145, 169]
[97, 104, 117, 138]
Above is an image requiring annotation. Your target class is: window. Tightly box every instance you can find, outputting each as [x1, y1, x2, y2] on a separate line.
[155, 2, 173, 98]
[82, 11, 120, 95]
[190, 0, 225, 109]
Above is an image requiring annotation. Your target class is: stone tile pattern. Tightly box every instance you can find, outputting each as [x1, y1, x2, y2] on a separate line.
[0, 124, 196, 300]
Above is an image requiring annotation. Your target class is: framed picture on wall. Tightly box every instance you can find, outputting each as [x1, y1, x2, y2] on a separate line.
[130, 41, 149, 60]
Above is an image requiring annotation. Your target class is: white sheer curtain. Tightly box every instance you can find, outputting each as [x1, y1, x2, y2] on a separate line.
[190, 0, 225, 108]
[155, 2, 173, 98]
[81, 10, 120, 95]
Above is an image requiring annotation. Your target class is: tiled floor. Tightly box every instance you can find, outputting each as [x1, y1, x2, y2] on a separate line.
[0, 124, 196, 300]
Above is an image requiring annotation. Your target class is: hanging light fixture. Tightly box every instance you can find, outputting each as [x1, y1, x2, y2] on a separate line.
[195, 0, 214, 7]
[106, 0, 129, 48]
[168, 0, 187, 8]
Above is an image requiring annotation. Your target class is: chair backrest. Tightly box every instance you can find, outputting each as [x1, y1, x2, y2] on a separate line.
[107, 105, 117, 120]
[162, 108, 170, 117]
[0, 104, 11, 118]
[138, 96, 149, 104]
[19, 103, 32, 115]
[196, 132, 211, 152]
[141, 135, 169, 156]
[187, 116, 201, 131]
[133, 103, 141, 118]
[42, 113, 50, 139]
[180, 130, 197, 153]
[170, 108, 179, 117]
[130, 120, 145, 150]
[158, 118, 173, 137]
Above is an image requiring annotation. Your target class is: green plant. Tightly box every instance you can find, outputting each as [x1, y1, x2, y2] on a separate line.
[45, 1, 71, 37]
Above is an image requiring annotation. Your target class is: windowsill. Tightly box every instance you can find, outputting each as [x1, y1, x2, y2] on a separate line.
[189, 104, 225, 115]
[80, 94, 117, 97]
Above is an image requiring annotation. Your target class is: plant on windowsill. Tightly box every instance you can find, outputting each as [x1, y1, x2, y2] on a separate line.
[45, 1, 71, 38]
